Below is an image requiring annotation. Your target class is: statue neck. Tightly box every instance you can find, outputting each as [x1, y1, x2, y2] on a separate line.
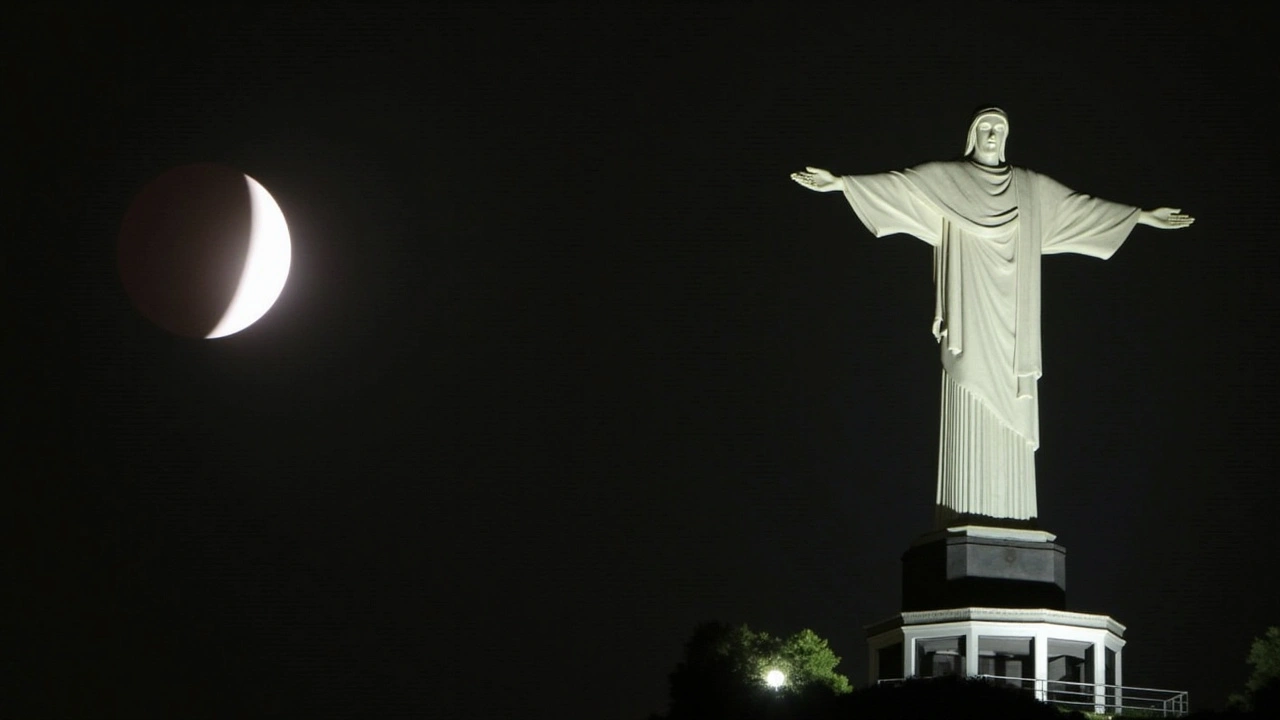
[970, 151, 1004, 168]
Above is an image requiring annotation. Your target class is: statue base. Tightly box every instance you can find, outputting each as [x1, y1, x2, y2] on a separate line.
[868, 525, 1124, 705]
[901, 525, 1067, 612]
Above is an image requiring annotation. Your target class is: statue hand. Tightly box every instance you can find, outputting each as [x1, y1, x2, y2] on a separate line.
[790, 166, 845, 193]
[1140, 207, 1196, 230]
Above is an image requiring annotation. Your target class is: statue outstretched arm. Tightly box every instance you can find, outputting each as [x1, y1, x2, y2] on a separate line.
[790, 166, 846, 193]
[1137, 207, 1195, 230]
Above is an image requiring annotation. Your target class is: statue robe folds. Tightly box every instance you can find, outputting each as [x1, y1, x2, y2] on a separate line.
[841, 161, 1140, 526]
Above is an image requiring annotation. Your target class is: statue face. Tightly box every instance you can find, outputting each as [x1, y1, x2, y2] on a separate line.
[971, 113, 1008, 163]
[975, 116, 1007, 150]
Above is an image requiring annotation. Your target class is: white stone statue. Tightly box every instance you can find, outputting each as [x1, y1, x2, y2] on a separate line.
[791, 107, 1194, 528]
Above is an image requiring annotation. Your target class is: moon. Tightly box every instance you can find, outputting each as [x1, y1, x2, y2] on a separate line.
[206, 174, 292, 338]
[117, 163, 291, 339]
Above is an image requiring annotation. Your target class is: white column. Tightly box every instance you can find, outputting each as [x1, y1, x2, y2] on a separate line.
[868, 644, 878, 684]
[1114, 647, 1123, 710]
[1033, 630, 1048, 702]
[1092, 640, 1106, 714]
[905, 637, 917, 678]
[965, 628, 980, 677]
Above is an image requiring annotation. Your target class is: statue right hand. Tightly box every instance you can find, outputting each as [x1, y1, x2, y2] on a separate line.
[790, 166, 844, 192]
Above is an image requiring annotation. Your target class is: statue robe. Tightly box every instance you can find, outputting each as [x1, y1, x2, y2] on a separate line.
[841, 160, 1140, 526]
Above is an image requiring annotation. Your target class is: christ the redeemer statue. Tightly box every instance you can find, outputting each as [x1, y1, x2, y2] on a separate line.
[791, 107, 1193, 529]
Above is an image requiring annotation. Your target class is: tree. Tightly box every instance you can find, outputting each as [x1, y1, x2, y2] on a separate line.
[768, 628, 853, 696]
[1229, 626, 1280, 714]
[660, 622, 851, 720]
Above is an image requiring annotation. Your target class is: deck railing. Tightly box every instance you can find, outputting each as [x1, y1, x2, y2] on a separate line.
[877, 674, 1190, 716]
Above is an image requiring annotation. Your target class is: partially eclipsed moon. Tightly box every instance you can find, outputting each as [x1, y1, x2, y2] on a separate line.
[207, 175, 291, 338]
[118, 163, 291, 339]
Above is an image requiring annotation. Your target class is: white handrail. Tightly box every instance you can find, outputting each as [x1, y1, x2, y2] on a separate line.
[876, 674, 1191, 716]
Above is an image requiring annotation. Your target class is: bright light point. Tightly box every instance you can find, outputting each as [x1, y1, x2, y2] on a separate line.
[206, 173, 292, 338]
[765, 669, 786, 688]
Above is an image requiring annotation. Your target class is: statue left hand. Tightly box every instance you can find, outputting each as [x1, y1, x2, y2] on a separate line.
[1140, 207, 1195, 229]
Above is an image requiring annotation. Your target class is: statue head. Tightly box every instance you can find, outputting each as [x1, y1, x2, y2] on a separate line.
[964, 107, 1010, 165]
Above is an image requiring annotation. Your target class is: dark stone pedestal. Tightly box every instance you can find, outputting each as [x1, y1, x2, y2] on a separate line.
[901, 526, 1067, 612]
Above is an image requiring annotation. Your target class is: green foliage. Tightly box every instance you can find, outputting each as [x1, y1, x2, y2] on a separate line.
[662, 622, 851, 719]
[1228, 626, 1280, 712]
[767, 628, 853, 695]
[1244, 626, 1280, 694]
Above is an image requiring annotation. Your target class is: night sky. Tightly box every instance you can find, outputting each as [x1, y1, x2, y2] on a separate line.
[9, 3, 1280, 718]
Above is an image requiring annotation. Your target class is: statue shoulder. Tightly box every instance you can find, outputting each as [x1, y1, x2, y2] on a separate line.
[911, 160, 964, 174]
[1014, 166, 1071, 192]
[905, 160, 965, 183]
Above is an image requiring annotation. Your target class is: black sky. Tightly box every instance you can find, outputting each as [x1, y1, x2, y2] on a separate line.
[8, 2, 1280, 718]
